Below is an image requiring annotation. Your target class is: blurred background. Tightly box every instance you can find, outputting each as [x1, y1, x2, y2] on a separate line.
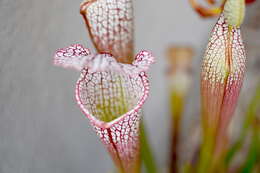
[0, 0, 259, 172]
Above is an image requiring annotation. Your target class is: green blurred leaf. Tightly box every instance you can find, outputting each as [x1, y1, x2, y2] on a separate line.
[225, 83, 260, 168]
[140, 122, 158, 173]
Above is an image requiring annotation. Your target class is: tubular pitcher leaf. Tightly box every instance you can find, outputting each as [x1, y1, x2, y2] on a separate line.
[54, 44, 154, 173]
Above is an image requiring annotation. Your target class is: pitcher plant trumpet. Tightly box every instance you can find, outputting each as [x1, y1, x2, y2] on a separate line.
[199, 0, 247, 171]
[54, 44, 154, 173]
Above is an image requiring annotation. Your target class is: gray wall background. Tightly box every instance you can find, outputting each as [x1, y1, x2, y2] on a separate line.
[0, 0, 258, 173]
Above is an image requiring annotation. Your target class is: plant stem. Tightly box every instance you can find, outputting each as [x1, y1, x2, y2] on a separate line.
[197, 127, 216, 173]
[240, 118, 260, 173]
[140, 121, 158, 173]
[169, 91, 184, 173]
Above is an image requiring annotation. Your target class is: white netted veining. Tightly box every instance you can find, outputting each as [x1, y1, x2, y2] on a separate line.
[201, 14, 246, 85]
[80, 0, 134, 63]
[201, 13, 246, 131]
[54, 44, 91, 70]
[77, 69, 144, 122]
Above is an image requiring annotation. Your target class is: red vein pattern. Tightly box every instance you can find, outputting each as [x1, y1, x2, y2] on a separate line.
[80, 0, 134, 64]
[201, 14, 246, 149]
[54, 44, 154, 172]
[76, 70, 148, 172]
[54, 44, 91, 71]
